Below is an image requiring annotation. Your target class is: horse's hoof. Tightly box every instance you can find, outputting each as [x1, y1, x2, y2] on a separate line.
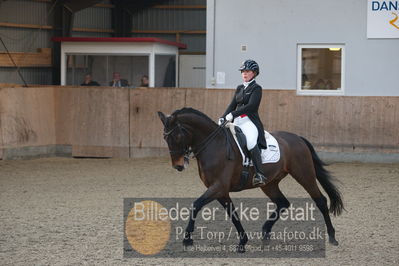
[262, 232, 271, 244]
[183, 238, 193, 246]
[262, 238, 271, 245]
[329, 237, 339, 246]
[237, 244, 246, 253]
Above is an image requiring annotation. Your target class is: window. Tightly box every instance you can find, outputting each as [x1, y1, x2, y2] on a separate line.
[66, 55, 149, 87]
[297, 44, 345, 95]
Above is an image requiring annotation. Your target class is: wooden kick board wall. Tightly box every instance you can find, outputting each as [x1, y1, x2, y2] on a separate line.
[130, 88, 399, 154]
[0, 86, 56, 159]
[55, 86, 130, 158]
[0, 86, 398, 159]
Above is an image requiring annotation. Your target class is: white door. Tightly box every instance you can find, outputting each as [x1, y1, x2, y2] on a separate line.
[178, 55, 205, 88]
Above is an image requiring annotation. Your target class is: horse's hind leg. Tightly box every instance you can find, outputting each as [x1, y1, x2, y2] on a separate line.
[291, 171, 338, 245]
[217, 197, 248, 253]
[260, 181, 290, 242]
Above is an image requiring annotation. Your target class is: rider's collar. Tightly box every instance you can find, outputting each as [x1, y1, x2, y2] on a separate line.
[243, 79, 255, 89]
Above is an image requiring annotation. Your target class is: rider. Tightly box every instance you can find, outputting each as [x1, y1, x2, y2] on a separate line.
[218, 59, 268, 186]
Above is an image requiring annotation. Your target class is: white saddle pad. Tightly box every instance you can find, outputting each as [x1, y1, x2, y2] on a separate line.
[227, 123, 281, 166]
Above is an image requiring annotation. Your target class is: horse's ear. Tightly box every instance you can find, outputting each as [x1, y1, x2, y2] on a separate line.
[158, 111, 167, 126]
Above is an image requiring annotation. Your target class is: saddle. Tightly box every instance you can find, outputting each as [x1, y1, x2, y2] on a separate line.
[226, 122, 281, 166]
[223, 122, 281, 191]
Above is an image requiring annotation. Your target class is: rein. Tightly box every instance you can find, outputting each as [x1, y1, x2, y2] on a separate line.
[190, 121, 227, 157]
[164, 121, 228, 158]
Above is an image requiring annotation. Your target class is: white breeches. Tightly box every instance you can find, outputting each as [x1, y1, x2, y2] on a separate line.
[234, 116, 258, 150]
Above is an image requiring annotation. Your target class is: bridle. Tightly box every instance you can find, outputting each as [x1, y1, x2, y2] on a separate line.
[163, 121, 227, 159]
[163, 123, 191, 156]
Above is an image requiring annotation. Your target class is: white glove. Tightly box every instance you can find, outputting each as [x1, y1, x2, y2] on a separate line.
[225, 113, 233, 122]
[218, 117, 225, 125]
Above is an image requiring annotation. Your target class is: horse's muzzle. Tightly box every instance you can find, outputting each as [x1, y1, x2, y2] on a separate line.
[174, 165, 184, 172]
[172, 155, 189, 172]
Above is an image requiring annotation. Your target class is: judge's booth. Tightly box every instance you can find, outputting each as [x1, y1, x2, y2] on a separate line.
[52, 37, 186, 87]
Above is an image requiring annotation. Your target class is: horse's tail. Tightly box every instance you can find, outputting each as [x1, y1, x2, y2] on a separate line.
[300, 136, 344, 216]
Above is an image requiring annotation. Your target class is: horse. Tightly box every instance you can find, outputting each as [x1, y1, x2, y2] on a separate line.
[158, 107, 343, 253]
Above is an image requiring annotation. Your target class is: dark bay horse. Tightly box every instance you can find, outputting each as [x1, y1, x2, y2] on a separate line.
[158, 107, 343, 253]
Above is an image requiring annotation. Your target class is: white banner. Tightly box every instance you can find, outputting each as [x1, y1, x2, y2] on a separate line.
[367, 0, 399, 38]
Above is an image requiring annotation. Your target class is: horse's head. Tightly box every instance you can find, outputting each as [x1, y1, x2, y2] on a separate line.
[158, 111, 192, 171]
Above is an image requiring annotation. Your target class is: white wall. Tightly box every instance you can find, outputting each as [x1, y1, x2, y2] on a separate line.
[206, 0, 399, 96]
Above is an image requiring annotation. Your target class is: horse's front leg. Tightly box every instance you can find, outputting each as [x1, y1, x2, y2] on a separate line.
[217, 197, 248, 253]
[183, 186, 222, 246]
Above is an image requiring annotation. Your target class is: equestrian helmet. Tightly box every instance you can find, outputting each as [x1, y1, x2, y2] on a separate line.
[239, 59, 260, 76]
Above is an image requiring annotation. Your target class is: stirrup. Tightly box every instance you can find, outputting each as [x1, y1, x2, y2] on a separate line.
[252, 173, 267, 186]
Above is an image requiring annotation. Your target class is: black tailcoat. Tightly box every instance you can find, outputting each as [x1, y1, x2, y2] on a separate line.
[222, 81, 267, 149]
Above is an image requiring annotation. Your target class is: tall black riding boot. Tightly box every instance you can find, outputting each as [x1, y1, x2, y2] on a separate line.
[250, 146, 268, 186]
